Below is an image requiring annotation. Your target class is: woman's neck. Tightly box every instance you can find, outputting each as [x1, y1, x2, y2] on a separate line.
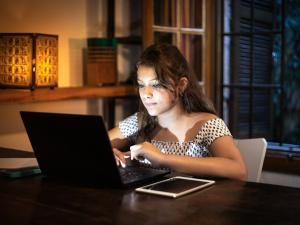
[157, 104, 186, 128]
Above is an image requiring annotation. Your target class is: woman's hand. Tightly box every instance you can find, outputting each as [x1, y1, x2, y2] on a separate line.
[113, 148, 130, 168]
[130, 142, 166, 167]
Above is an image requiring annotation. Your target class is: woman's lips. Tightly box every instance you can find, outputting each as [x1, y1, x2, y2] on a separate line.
[144, 102, 157, 108]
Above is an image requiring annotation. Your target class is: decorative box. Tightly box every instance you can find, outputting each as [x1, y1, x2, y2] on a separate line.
[86, 38, 117, 86]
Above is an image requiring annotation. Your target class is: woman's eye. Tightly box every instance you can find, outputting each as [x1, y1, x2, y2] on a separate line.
[137, 82, 161, 89]
[152, 83, 161, 88]
[137, 84, 144, 88]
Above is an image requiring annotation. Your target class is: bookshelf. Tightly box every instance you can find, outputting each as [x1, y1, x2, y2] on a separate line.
[0, 85, 138, 129]
[0, 85, 137, 104]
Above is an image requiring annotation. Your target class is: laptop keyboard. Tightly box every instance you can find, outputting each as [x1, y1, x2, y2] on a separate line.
[118, 166, 167, 184]
[119, 167, 148, 183]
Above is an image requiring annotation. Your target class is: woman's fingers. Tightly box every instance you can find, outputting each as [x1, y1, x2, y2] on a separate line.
[113, 148, 127, 168]
[130, 144, 143, 160]
[115, 155, 120, 166]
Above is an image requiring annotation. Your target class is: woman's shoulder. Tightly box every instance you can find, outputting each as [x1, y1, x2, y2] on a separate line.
[175, 113, 218, 142]
[119, 112, 139, 138]
[195, 112, 217, 121]
[189, 112, 229, 134]
[192, 112, 228, 131]
[193, 113, 231, 146]
[190, 112, 218, 126]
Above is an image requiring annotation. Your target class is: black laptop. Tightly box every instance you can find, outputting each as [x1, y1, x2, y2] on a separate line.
[20, 111, 169, 187]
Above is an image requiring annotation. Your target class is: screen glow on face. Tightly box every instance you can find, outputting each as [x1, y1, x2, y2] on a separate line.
[137, 65, 177, 116]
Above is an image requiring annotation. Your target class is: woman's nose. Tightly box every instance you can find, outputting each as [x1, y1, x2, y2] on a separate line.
[143, 86, 153, 98]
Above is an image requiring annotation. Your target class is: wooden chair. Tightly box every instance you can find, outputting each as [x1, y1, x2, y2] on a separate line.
[235, 138, 267, 182]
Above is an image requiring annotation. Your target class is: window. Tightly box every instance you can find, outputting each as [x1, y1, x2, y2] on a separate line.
[218, 0, 300, 170]
[142, 0, 216, 99]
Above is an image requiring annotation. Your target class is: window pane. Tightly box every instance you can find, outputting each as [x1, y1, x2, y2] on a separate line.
[222, 0, 300, 146]
[253, 1, 276, 32]
[282, 0, 300, 145]
[223, 35, 252, 84]
[222, 34, 281, 139]
[252, 89, 274, 139]
[154, 32, 176, 44]
[224, 0, 277, 33]
[223, 36, 232, 85]
[154, 0, 177, 27]
[181, 0, 203, 28]
[223, 0, 252, 33]
[223, 88, 250, 138]
[271, 86, 282, 142]
[274, 0, 283, 30]
[223, 0, 233, 33]
[223, 35, 277, 85]
[223, 88, 274, 139]
[181, 34, 202, 81]
[253, 35, 274, 84]
[272, 35, 282, 86]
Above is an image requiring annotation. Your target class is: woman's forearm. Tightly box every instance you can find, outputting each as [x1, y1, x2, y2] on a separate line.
[162, 154, 247, 181]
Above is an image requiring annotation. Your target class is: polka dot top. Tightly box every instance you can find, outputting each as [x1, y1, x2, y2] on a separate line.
[119, 112, 232, 158]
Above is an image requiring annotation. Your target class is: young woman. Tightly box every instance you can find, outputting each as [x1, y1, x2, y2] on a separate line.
[109, 43, 246, 180]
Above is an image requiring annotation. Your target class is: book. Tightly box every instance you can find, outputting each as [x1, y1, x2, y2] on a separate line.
[0, 158, 41, 178]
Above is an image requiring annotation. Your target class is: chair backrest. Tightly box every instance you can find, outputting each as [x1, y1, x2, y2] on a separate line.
[235, 138, 267, 182]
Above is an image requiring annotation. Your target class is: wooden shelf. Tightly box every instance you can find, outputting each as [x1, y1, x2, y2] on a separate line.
[0, 85, 137, 104]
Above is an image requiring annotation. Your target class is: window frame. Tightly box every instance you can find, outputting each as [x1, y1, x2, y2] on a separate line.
[216, 0, 300, 175]
[142, 0, 217, 100]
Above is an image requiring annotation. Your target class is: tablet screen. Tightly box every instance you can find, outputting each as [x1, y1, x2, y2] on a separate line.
[143, 177, 208, 193]
[135, 176, 215, 198]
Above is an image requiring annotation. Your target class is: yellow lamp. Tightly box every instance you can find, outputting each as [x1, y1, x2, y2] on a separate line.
[0, 33, 58, 90]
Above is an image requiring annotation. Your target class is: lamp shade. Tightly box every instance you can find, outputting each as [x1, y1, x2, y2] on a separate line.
[0, 33, 58, 90]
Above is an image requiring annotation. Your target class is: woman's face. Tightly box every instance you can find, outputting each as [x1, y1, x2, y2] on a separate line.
[137, 65, 177, 116]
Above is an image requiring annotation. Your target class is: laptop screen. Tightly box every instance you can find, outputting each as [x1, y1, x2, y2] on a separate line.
[20, 111, 122, 185]
[21, 111, 169, 187]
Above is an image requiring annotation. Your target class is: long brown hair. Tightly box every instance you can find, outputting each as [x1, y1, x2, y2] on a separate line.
[136, 43, 216, 141]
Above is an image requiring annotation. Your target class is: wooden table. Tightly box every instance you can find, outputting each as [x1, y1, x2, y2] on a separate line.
[1, 148, 300, 225]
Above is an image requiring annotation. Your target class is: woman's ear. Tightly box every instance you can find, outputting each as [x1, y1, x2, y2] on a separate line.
[178, 77, 189, 95]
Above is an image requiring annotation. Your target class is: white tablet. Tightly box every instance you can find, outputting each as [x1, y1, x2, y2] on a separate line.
[135, 176, 215, 198]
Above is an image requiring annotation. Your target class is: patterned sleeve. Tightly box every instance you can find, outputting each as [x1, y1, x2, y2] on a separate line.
[119, 112, 139, 138]
[201, 118, 232, 147]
